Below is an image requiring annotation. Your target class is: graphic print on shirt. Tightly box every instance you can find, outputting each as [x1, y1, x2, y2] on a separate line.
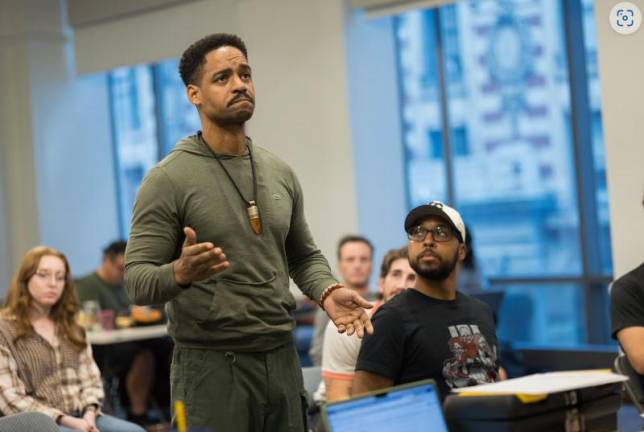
[442, 324, 498, 389]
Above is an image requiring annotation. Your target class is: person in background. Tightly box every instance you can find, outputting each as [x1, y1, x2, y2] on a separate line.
[456, 227, 486, 294]
[309, 235, 374, 366]
[353, 201, 501, 399]
[76, 241, 171, 426]
[321, 246, 416, 402]
[611, 193, 644, 373]
[0, 246, 143, 432]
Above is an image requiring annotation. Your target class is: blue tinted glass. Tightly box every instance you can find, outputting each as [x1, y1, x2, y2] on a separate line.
[496, 283, 585, 345]
[438, 0, 582, 277]
[397, 11, 447, 205]
[581, 0, 612, 275]
[154, 59, 200, 155]
[109, 65, 159, 235]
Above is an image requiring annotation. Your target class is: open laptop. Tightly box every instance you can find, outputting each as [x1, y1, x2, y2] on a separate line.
[322, 379, 448, 432]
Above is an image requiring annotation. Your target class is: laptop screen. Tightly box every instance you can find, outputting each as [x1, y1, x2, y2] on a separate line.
[324, 380, 448, 432]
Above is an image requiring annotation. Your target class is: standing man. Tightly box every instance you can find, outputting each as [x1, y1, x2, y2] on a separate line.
[309, 235, 374, 366]
[352, 201, 500, 398]
[321, 246, 416, 402]
[124, 33, 372, 431]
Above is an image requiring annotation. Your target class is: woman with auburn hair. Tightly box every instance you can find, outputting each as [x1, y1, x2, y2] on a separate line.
[0, 246, 144, 432]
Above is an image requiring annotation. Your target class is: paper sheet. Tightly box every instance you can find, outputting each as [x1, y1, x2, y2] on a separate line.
[452, 370, 628, 395]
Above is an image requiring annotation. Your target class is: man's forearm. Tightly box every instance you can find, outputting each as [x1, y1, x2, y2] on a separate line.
[125, 262, 184, 305]
[351, 370, 393, 397]
[324, 377, 353, 402]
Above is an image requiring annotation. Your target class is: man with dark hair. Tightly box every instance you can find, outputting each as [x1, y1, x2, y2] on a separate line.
[352, 201, 500, 399]
[611, 194, 644, 374]
[76, 241, 170, 426]
[77, 241, 128, 312]
[336, 235, 374, 260]
[320, 247, 416, 402]
[309, 234, 374, 366]
[178, 33, 248, 86]
[124, 33, 372, 431]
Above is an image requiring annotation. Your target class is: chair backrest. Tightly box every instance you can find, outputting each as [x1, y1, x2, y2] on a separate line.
[614, 354, 644, 413]
[0, 412, 58, 432]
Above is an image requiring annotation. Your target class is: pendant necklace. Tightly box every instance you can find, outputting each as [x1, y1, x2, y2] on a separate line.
[200, 133, 262, 235]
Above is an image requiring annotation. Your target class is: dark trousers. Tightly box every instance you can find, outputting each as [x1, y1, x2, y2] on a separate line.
[171, 341, 307, 432]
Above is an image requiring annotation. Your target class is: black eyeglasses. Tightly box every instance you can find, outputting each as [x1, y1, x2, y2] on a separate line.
[407, 225, 454, 243]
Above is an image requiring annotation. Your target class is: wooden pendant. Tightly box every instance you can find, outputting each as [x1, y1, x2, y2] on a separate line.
[247, 201, 262, 235]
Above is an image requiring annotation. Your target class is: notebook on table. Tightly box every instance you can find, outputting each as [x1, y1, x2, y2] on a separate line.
[322, 379, 448, 432]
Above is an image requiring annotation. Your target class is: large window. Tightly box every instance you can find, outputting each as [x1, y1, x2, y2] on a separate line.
[109, 60, 199, 234]
[396, 0, 612, 345]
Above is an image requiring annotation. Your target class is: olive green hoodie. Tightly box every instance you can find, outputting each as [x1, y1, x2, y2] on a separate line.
[124, 134, 337, 351]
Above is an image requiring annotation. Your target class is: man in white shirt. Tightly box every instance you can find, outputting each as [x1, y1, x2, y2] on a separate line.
[320, 247, 416, 402]
[309, 235, 374, 366]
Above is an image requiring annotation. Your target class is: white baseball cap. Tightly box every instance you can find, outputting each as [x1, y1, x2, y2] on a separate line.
[404, 201, 466, 243]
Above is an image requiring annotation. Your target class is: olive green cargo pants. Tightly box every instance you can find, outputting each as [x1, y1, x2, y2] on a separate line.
[171, 342, 307, 431]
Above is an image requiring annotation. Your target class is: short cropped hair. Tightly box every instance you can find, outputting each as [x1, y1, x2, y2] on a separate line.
[179, 33, 248, 86]
[337, 235, 374, 260]
[102, 240, 127, 260]
[379, 247, 408, 278]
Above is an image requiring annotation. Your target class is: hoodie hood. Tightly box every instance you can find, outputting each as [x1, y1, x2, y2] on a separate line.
[171, 134, 213, 158]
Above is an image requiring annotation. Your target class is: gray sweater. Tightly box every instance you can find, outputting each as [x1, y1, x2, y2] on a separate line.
[124, 134, 337, 352]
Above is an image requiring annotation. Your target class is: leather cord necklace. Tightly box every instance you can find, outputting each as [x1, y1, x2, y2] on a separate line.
[199, 132, 262, 235]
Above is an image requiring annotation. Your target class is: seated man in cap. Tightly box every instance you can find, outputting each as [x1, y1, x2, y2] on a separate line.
[352, 201, 501, 399]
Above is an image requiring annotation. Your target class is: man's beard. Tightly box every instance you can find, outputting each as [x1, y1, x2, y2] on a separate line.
[211, 109, 254, 127]
[207, 96, 255, 127]
[410, 248, 459, 281]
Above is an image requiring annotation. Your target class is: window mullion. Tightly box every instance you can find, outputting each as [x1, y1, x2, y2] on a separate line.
[433, 9, 456, 206]
[561, 0, 603, 343]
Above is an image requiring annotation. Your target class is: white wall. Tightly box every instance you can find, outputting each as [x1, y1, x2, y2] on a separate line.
[595, 0, 644, 278]
[345, 10, 409, 278]
[73, 1, 239, 75]
[0, 0, 48, 288]
[0, 0, 120, 289]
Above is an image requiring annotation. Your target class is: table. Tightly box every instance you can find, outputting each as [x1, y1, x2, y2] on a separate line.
[88, 324, 171, 415]
[87, 324, 168, 345]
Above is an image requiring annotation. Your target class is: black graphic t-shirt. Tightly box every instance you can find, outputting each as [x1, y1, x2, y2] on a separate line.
[611, 262, 644, 340]
[355, 288, 499, 398]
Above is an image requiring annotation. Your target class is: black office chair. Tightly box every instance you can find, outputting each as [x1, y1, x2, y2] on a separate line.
[614, 353, 644, 415]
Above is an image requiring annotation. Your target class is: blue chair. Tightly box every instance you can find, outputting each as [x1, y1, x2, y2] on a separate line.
[0, 412, 58, 431]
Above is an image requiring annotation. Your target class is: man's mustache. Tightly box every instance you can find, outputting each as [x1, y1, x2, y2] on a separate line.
[228, 93, 254, 106]
[418, 249, 440, 260]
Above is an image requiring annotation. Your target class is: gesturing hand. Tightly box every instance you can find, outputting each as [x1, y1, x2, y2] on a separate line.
[323, 287, 374, 338]
[173, 227, 230, 286]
